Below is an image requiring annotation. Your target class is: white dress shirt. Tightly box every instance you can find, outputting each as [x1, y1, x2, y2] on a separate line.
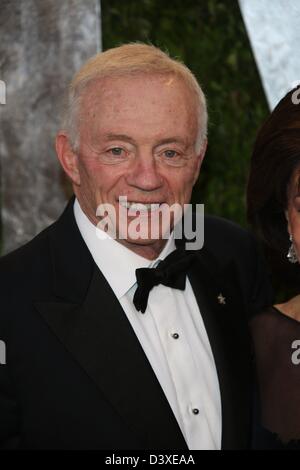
[74, 198, 222, 450]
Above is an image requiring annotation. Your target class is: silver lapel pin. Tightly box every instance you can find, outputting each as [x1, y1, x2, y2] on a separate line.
[217, 293, 226, 305]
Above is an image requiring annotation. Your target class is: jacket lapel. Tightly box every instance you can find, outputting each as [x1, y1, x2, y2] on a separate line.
[34, 199, 187, 449]
[188, 249, 252, 449]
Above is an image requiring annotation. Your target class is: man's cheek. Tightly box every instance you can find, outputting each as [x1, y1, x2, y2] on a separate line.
[180, 172, 197, 190]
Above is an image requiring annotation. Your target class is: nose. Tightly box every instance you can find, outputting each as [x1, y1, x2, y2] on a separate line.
[125, 152, 164, 192]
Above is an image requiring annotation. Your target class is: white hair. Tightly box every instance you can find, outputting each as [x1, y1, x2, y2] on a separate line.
[61, 43, 208, 153]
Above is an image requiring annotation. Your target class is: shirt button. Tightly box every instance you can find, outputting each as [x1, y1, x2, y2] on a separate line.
[171, 333, 179, 339]
[192, 408, 199, 415]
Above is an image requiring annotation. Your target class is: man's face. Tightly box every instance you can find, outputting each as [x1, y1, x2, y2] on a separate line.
[68, 74, 205, 257]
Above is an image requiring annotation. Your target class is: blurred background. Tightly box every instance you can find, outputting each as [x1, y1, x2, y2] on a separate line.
[1, 0, 299, 301]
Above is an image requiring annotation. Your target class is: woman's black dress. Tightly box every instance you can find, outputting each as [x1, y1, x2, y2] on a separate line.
[250, 306, 300, 449]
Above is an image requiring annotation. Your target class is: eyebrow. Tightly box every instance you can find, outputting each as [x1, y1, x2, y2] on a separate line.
[103, 133, 188, 148]
[154, 137, 188, 148]
[103, 133, 136, 144]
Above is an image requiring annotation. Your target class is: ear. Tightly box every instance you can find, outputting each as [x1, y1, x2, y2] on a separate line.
[193, 138, 207, 185]
[55, 132, 81, 186]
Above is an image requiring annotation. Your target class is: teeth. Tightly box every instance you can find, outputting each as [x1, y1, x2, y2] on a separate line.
[119, 201, 161, 212]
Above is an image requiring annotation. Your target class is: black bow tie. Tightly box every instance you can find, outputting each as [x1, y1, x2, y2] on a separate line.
[133, 248, 196, 313]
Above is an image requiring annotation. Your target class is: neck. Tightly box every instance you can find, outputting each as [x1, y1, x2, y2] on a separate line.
[275, 294, 300, 322]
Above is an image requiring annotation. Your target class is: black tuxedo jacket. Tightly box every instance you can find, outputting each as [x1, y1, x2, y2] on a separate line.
[0, 198, 272, 450]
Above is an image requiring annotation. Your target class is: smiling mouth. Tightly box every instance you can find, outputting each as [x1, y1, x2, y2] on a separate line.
[118, 200, 163, 212]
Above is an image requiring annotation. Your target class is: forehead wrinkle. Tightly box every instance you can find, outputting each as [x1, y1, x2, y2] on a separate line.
[79, 75, 199, 149]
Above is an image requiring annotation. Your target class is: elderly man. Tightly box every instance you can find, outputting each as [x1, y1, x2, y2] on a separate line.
[0, 43, 272, 450]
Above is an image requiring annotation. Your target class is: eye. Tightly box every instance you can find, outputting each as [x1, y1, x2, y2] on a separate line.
[163, 150, 178, 158]
[109, 147, 124, 156]
[158, 148, 187, 167]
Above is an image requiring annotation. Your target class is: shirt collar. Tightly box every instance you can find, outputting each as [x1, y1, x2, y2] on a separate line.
[73, 198, 176, 299]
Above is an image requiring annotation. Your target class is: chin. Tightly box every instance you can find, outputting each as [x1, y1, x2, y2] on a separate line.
[117, 219, 173, 242]
[124, 237, 162, 246]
